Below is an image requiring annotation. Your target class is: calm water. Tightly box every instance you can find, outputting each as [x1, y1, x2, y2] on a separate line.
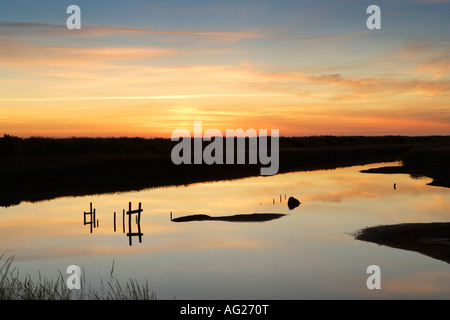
[1, 162, 450, 299]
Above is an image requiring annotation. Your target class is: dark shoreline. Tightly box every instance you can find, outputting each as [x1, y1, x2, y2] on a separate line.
[361, 165, 450, 189]
[355, 223, 450, 264]
[1, 135, 450, 207]
[355, 145, 450, 264]
[361, 144, 450, 188]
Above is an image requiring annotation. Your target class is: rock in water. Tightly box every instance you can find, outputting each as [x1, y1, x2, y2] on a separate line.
[288, 197, 300, 210]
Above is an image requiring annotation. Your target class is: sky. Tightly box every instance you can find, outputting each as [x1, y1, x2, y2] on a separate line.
[0, 0, 449, 138]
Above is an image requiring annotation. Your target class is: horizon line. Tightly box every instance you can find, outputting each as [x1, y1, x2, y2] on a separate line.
[3, 134, 449, 139]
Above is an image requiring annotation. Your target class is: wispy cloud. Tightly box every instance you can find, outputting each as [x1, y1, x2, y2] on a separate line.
[257, 70, 450, 97]
[0, 93, 287, 102]
[0, 22, 263, 41]
[0, 43, 177, 66]
[394, 42, 450, 80]
[97, 26, 262, 39]
[305, 32, 364, 43]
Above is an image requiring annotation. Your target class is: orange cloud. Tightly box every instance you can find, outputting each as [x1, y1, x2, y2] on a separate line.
[0, 42, 177, 67]
[394, 42, 450, 80]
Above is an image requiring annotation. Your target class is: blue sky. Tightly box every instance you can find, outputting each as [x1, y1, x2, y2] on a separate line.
[1, 1, 448, 31]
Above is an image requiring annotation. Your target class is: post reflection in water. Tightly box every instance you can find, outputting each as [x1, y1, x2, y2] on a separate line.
[83, 202, 98, 233]
[126, 202, 143, 246]
[82, 201, 143, 246]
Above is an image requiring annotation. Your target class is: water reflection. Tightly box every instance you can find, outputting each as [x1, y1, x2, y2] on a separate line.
[83, 202, 98, 233]
[125, 202, 143, 246]
[82, 202, 144, 246]
[2, 162, 450, 299]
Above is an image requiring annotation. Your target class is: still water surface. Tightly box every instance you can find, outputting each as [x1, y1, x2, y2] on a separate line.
[1, 162, 450, 299]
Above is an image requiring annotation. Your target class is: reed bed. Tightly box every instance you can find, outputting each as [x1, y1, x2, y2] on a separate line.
[0, 255, 156, 300]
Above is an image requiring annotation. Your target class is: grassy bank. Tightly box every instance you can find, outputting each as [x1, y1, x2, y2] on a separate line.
[361, 145, 450, 188]
[1, 135, 450, 207]
[0, 255, 155, 300]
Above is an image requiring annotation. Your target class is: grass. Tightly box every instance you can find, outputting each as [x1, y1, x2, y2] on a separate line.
[0, 254, 156, 300]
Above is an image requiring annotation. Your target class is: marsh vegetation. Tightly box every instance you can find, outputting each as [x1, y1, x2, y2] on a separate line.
[0, 255, 156, 300]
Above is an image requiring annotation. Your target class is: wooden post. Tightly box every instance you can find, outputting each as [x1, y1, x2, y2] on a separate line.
[114, 212, 116, 232]
[138, 218, 142, 243]
[84, 203, 95, 233]
[138, 202, 142, 243]
[84, 202, 93, 225]
[138, 203, 141, 224]
[122, 209, 125, 233]
[128, 202, 132, 246]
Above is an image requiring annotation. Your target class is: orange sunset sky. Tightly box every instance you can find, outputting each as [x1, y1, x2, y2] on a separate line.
[0, 0, 449, 138]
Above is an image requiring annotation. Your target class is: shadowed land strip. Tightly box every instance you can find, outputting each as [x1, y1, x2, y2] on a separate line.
[1, 135, 449, 207]
[355, 147, 450, 265]
[354, 223, 450, 264]
[360, 146, 450, 188]
[171, 213, 286, 223]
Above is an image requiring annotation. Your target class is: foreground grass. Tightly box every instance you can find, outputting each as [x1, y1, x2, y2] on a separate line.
[0, 255, 156, 300]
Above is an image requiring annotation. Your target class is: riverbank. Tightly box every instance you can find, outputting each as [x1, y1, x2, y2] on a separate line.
[1, 135, 449, 207]
[353, 144, 450, 265]
[360, 146, 450, 188]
